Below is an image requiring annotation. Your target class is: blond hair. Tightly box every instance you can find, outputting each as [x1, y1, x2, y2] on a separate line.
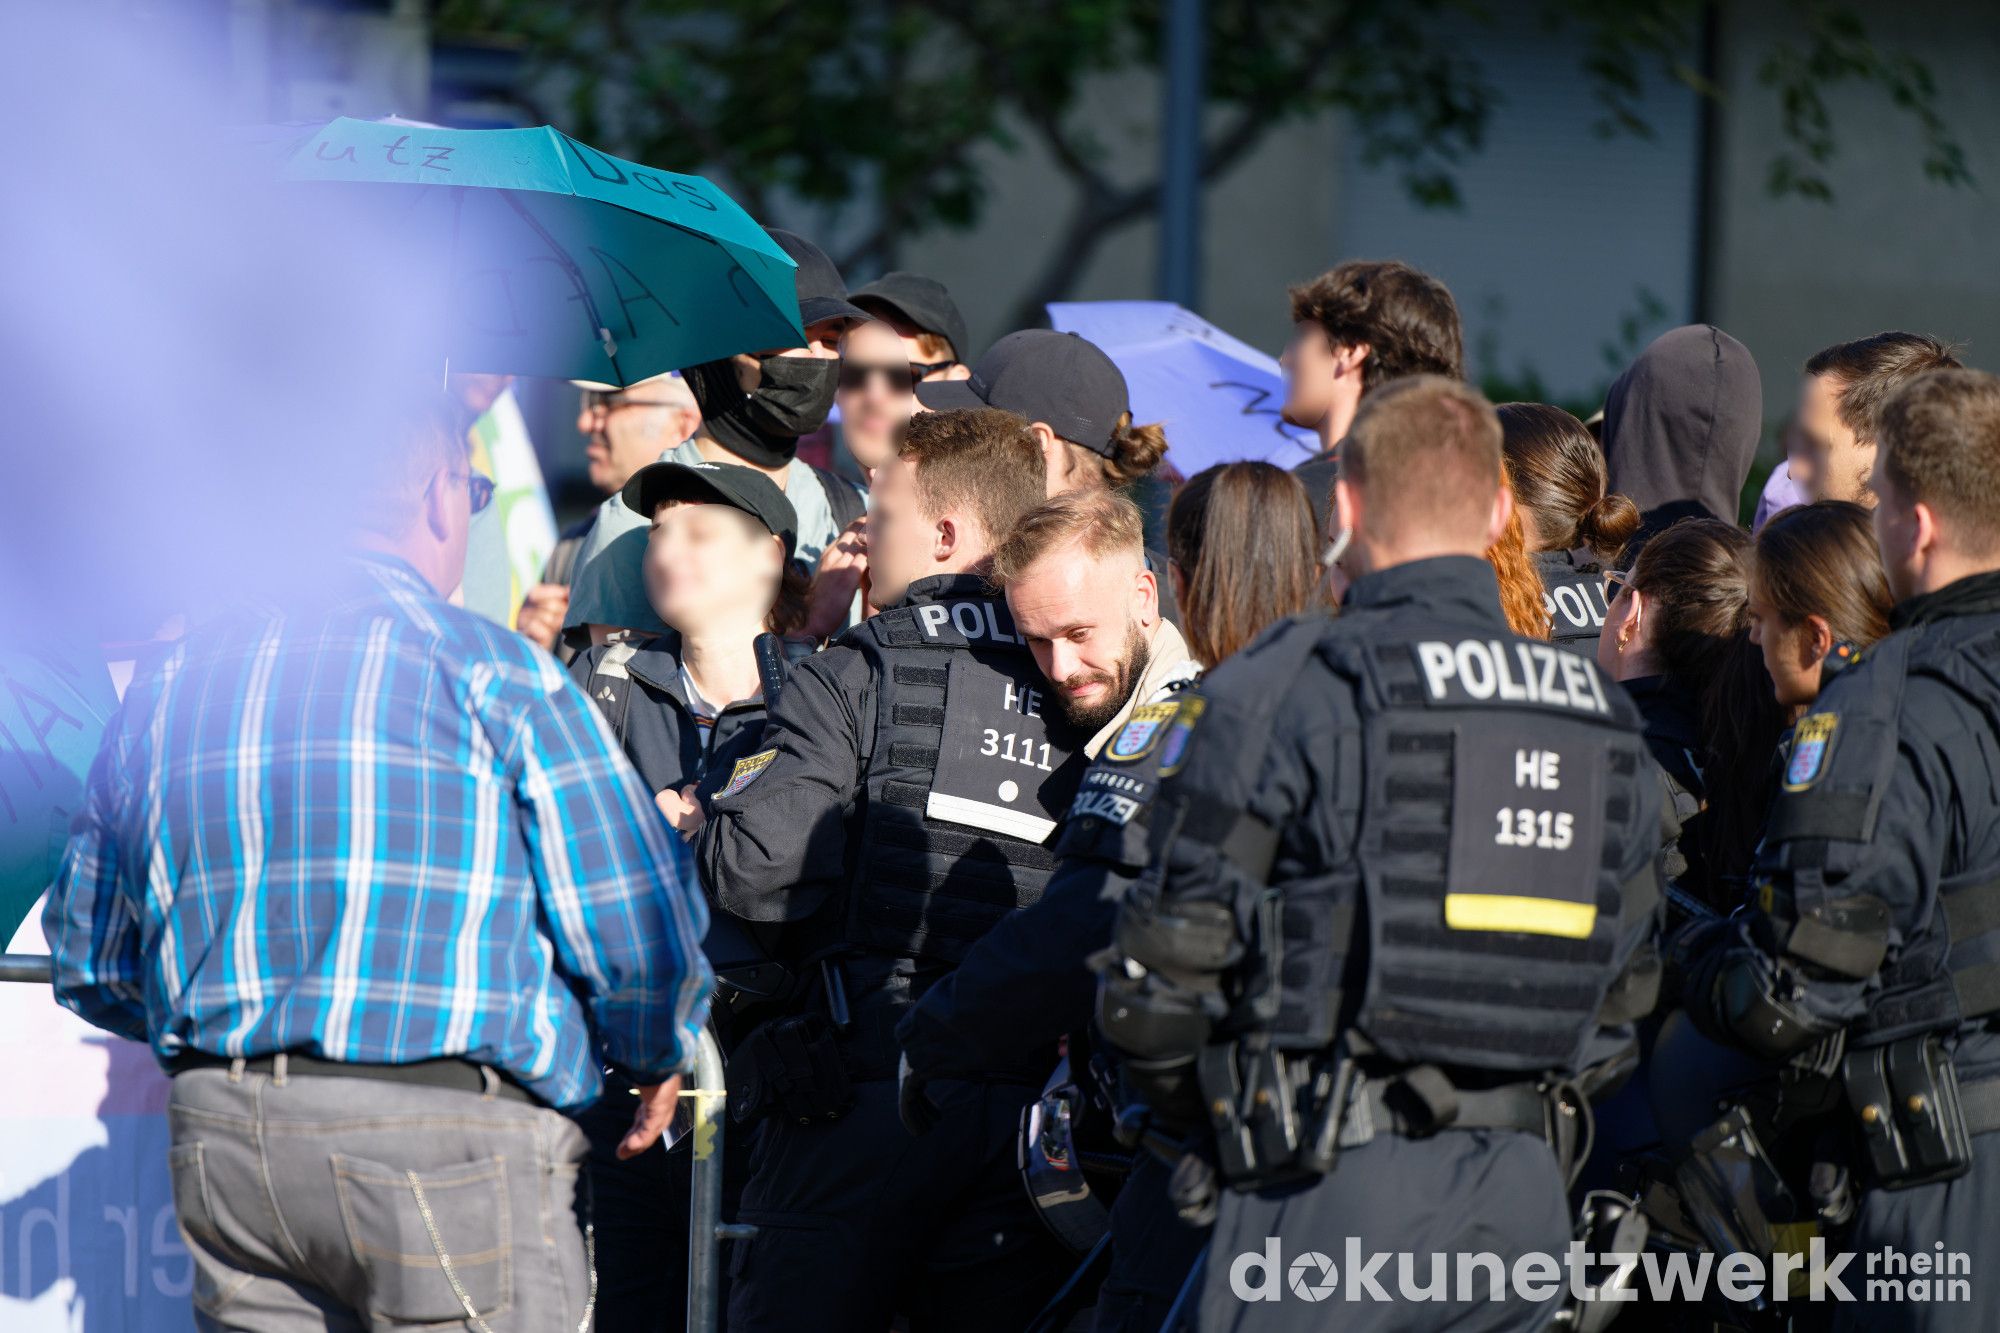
[990, 489, 1144, 586]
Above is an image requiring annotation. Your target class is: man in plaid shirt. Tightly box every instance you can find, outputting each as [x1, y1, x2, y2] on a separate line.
[43, 393, 712, 1333]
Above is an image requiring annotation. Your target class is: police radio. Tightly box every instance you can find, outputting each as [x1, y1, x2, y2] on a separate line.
[754, 632, 792, 708]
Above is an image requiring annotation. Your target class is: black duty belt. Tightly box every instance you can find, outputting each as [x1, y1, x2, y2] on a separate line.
[1340, 1070, 1571, 1150]
[1956, 1073, 2000, 1137]
[167, 1051, 540, 1107]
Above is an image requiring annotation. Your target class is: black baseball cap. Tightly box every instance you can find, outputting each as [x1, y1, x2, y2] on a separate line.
[851, 271, 970, 364]
[767, 229, 869, 331]
[915, 329, 1130, 457]
[622, 460, 799, 561]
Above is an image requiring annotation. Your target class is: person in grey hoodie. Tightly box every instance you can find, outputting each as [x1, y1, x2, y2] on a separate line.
[1600, 324, 1764, 546]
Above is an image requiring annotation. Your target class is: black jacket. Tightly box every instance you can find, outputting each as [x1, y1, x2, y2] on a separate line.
[568, 632, 771, 800]
[696, 572, 1084, 1079]
[571, 632, 810, 1013]
[1622, 674, 1712, 908]
[1295, 446, 1338, 542]
[1622, 675, 1705, 803]
[1688, 571, 2000, 1082]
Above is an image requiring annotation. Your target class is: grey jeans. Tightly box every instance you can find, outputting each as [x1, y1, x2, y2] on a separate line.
[166, 1059, 595, 1332]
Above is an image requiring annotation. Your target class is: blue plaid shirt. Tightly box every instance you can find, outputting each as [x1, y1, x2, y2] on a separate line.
[44, 554, 712, 1109]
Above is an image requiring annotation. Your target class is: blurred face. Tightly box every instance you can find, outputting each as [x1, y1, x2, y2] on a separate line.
[837, 321, 918, 471]
[1797, 373, 1872, 506]
[1007, 545, 1157, 732]
[642, 500, 782, 632]
[1280, 321, 1341, 430]
[864, 454, 939, 608]
[578, 385, 698, 495]
[1747, 583, 1825, 709]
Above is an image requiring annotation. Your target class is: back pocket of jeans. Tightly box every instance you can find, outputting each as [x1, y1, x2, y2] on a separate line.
[332, 1153, 513, 1324]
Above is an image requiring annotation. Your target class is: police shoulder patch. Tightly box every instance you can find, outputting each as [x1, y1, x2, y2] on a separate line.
[1157, 696, 1208, 776]
[1784, 713, 1838, 791]
[719, 749, 777, 798]
[1107, 701, 1180, 763]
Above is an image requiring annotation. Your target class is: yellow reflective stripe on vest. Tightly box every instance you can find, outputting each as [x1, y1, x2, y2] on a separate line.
[1443, 893, 1598, 939]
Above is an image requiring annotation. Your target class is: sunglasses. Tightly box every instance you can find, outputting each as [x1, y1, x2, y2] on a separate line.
[838, 361, 921, 394]
[1602, 568, 1632, 598]
[456, 471, 494, 515]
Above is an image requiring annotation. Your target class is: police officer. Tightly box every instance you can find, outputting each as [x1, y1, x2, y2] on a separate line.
[1680, 369, 2000, 1332]
[695, 407, 1082, 1332]
[1099, 376, 1662, 1331]
[568, 459, 805, 1333]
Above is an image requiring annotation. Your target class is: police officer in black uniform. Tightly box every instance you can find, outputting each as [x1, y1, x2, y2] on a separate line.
[695, 407, 1083, 1332]
[899, 683, 1211, 1333]
[568, 460, 803, 1333]
[1099, 377, 1662, 1331]
[1678, 369, 2000, 1332]
[896, 492, 1207, 1333]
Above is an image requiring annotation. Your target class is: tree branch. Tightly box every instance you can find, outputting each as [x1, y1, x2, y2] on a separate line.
[593, 1, 772, 217]
[1005, 11, 1355, 328]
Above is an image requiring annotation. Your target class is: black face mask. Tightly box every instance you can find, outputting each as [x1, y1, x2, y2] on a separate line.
[683, 355, 840, 468]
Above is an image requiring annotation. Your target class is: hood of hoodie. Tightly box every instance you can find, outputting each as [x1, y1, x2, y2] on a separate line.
[1600, 324, 1762, 545]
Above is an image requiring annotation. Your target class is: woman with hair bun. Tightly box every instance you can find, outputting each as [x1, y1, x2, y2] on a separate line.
[1500, 402, 1642, 658]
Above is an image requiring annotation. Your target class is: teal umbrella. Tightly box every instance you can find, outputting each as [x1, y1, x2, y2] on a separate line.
[272, 117, 803, 386]
[0, 649, 118, 941]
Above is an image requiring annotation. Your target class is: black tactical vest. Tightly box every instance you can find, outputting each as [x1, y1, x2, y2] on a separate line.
[1334, 626, 1649, 1074]
[1152, 599, 1652, 1079]
[1768, 622, 2000, 1048]
[844, 578, 1087, 964]
[1536, 550, 1611, 658]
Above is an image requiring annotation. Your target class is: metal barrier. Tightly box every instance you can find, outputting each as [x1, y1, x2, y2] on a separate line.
[0, 953, 51, 985]
[0, 952, 745, 1333]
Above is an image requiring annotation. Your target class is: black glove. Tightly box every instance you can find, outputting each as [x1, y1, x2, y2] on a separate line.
[898, 1054, 941, 1137]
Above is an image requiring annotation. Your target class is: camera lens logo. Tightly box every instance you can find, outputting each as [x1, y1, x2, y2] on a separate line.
[1286, 1251, 1337, 1301]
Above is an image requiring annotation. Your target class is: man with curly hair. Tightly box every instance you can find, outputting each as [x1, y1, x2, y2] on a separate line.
[1281, 259, 1465, 535]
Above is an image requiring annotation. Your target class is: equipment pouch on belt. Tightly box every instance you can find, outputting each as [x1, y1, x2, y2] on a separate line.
[1563, 1192, 1651, 1333]
[728, 1013, 854, 1126]
[1673, 1106, 1805, 1263]
[1114, 896, 1240, 977]
[1841, 1034, 1973, 1189]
